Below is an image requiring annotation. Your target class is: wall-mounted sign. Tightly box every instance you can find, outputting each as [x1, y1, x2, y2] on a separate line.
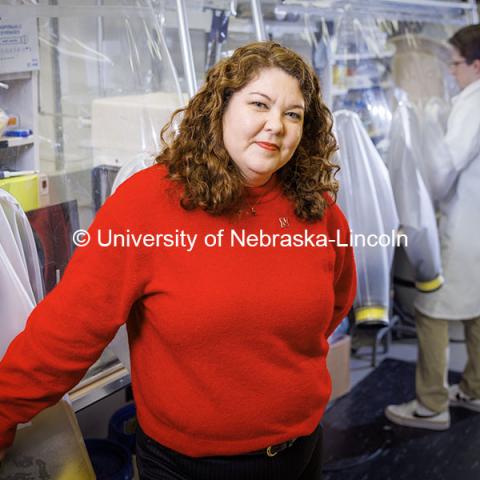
[0, 16, 39, 74]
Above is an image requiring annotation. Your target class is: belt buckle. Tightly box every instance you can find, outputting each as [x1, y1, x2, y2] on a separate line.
[266, 445, 280, 457]
[266, 439, 296, 457]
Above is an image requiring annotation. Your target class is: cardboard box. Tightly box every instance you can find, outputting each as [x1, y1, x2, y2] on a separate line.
[327, 334, 351, 401]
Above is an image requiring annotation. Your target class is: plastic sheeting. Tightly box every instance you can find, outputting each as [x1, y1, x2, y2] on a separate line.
[0, 190, 41, 360]
[334, 109, 398, 326]
[332, 12, 394, 146]
[390, 34, 453, 106]
[312, 19, 334, 108]
[0, 190, 43, 304]
[32, 2, 185, 228]
[386, 102, 443, 292]
[3, 0, 472, 391]
[0, 244, 35, 361]
[1, 2, 185, 378]
[111, 152, 156, 194]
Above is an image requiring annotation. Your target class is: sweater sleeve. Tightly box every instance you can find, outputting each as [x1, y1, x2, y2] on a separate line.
[0, 191, 147, 450]
[325, 205, 357, 338]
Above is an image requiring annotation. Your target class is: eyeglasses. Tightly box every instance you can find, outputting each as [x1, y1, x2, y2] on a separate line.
[449, 60, 467, 68]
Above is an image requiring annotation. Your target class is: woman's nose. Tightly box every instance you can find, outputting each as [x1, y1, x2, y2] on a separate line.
[264, 112, 284, 134]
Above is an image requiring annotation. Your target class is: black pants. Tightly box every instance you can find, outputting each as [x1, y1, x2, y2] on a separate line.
[136, 424, 323, 480]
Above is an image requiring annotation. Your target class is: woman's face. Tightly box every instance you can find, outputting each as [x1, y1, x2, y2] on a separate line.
[222, 67, 305, 187]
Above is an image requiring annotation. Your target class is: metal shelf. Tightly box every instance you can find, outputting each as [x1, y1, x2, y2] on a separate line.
[333, 47, 396, 61]
[0, 135, 35, 149]
[69, 362, 131, 412]
[0, 72, 33, 82]
[282, 0, 477, 12]
[0, 1, 236, 20]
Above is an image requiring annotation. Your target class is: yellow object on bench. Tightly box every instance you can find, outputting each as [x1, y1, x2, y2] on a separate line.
[0, 174, 39, 212]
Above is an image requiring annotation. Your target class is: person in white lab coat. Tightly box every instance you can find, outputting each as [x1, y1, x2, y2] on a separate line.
[386, 24, 480, 430]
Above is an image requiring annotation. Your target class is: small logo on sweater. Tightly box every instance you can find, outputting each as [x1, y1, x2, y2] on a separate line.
[279, 217, 289, 228]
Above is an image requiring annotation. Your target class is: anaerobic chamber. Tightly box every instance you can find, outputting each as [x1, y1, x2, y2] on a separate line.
[334, 110, 398, 327]
[0, 0, 189, 413]
[258, 0, 476, 329]
[1, 0, 479, 415]
[0, 0, 269, 422]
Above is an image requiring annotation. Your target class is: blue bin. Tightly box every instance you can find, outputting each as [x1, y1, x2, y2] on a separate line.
[84, 438, 133, 480]
[108, 403, 137, 453]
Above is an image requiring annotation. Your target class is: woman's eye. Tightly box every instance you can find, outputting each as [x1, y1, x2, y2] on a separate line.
[251, 101, 268, 109]
[286, 112, 302, 120]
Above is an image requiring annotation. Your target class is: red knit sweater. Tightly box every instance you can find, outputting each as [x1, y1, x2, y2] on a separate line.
[0, 165, 356, 456]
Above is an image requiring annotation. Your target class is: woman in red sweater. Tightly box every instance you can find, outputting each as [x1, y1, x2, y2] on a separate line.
[0, 42, 356, 479]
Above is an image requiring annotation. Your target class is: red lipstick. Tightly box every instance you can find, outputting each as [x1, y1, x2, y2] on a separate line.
[256, 142, 279, 151]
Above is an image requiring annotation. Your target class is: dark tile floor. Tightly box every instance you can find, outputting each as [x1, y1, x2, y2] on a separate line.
[322, 358, 480, 480]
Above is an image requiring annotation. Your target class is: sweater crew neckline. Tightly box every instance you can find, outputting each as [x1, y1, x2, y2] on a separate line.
[244, 174, 282, 206]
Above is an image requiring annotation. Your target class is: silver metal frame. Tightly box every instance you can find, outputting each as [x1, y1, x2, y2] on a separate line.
[277, 0, 478, 24]
[251, 0, 267, 41]
[175, 0, 198, 97]
[468, 0, 479, 23]
[69, 364, 131, 412]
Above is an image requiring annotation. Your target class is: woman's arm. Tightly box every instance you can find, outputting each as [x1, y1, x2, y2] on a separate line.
[0, 187, 148, 451]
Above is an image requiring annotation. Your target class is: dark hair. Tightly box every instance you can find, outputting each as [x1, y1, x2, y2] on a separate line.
[448, 24, 480, 64]
[156, 41, 338, 222]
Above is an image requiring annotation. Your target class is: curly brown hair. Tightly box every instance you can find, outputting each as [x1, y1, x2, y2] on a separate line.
[156, 41, 339, 221]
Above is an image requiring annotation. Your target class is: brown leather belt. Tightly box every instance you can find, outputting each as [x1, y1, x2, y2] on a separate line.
[243, 438, 297, 457]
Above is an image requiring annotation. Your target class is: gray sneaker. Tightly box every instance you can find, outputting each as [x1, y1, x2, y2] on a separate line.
[385, 399, 450, 430]
[449, 384, 480, 412]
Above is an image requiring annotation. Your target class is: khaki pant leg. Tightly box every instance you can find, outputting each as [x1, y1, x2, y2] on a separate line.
[460, 316, 480, 399]
[415, 310, 450, 412]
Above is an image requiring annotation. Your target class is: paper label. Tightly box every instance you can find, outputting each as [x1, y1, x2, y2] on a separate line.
[0, 16, 39, 74]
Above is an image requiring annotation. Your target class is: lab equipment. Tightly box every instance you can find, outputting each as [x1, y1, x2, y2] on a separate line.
[386, 102, 443, 291]
[0, 169, 38, 179]
[91, 92, 186, 167]
[334, 109, 398, 327]
[0, 189, 43, 359]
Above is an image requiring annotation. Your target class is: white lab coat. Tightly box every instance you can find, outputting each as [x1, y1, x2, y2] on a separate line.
[416, 79, 480, 319]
